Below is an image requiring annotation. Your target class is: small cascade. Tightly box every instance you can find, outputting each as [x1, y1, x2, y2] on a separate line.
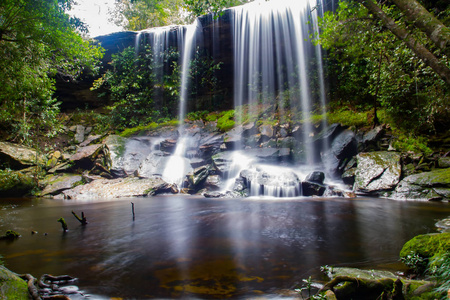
[162, 21, 201, 188]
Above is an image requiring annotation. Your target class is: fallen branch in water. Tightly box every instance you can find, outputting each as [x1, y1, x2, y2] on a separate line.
[71, 211, 88, 225]
[57, 218, 68, 232]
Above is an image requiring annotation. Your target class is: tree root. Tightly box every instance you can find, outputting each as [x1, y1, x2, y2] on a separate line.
[20, 273, 80, 300]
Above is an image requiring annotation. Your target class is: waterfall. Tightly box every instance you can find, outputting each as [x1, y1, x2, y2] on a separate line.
[226, 0, 328, 197]
[131, 0, 329, 196]
[162, 21, 201, 187]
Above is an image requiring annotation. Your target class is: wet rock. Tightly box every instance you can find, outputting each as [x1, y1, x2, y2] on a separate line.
[0, 141, 45, 169]
[0, 170, 35, 197]
[304, 171, 325, 184]
[203, 191, 225, 198]
[321, 129, 357, 177]
[61, 176, 170, 199]
[390, 168, 450, 201]
[189, 164, 212, 187]
[160, 139, 177, 153]
[48, 162, 72, 174]
[302, 181, 326, 196]
[137, 152, 171, 178]
[259, 124, 274, 139]
[40, 174, 83, 196]
[354, 151, 401, 194]
[0, 266, 29, 299]
[204, 175, 222, 191]
[103, 135, 127, 177]
[198, 133, 223, 159]
[341, 168, 356, 185]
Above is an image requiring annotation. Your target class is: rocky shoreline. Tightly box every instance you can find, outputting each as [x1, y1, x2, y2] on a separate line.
[0, 119, 449, 201]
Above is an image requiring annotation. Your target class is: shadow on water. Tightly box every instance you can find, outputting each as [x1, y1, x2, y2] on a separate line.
[0, 196, 449, 298]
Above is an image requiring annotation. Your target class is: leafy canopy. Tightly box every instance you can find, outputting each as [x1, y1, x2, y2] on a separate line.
[316, 0, 449, 134]
[0, 0, 104, 143]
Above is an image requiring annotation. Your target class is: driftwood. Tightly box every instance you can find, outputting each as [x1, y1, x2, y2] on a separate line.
[57, 218, 68, 232]
[71, 211, 88, 225]
[319, 275, 404, 300]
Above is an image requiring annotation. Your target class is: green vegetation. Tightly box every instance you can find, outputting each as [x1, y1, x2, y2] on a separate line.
[217, 110, 235, 132]
[119, 120, 178, 137]
[0, 0, 103, 144]
[316, 0, 449, 135]
[430, 253, 450, 299]
[400, 233, 450, 273]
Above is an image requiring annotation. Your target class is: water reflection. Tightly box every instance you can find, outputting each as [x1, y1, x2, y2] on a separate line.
[0, 196, 449, 298]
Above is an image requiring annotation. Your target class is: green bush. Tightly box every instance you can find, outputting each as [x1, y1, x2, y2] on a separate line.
[430, 253, 450, 299]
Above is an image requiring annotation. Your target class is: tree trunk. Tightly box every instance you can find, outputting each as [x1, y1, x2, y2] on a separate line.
[358, 0, 450, 85]
[390, 0, 450, 54]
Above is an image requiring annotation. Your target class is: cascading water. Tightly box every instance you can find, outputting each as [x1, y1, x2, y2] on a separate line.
[162, 21, 200, 187]
[132, 0, 330, 197]
[225, 0, 329, 197]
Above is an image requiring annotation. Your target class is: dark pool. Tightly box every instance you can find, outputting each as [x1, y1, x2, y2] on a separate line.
[0, 196, 449, 299]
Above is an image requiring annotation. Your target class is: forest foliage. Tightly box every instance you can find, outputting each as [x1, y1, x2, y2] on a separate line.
[0, 0, 103, 143]
[316, 0, 449, 134]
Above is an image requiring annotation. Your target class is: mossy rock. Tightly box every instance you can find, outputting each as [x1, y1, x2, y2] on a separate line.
[0, 266, 29, 299]
[400, 233, 450, 273]
[0, 170, 35, 197]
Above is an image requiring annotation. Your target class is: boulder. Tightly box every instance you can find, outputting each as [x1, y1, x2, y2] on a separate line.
[302, 181, 326, 196]
[304, 171, 325, 184]
[160, 139, 177, 153]
[60, 176, 171, 199]
[0, 266, 29, 299]
[69, 144, 104, 170]
[0, 170, 35, 197]
[40, 174, 83, 196]
[259, 124, 274, 139]
[80, 134, 103, 147]
[0, 141, 44, 169]
[321, 129, 357, 177]
[103, 135, 127, 177]
[391, 168, 450, 201]
[354, 151, 401, 194]
[204, 175, 222, 191]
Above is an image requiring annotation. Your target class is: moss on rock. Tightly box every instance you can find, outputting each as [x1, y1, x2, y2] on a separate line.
[0, 170, 35, 197]
[0, 266, 29, 299]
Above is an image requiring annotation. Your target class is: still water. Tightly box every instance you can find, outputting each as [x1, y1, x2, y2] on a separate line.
[0, 196, 449, 299]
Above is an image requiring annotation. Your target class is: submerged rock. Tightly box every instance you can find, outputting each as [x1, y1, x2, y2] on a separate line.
[391, 168, 450, 201]
[354, 151, 401, 194]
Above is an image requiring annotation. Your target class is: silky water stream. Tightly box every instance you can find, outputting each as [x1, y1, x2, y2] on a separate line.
[1, 196, 449, 299]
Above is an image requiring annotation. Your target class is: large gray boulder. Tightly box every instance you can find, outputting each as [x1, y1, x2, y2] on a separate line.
[40, 174, 83, 196]
[354, 151, 401, 194]
[0, 141, 44, 169]
[60, 176, 172, 199]
[321, 129, 357, 177]
[390, 168, 450, 201]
